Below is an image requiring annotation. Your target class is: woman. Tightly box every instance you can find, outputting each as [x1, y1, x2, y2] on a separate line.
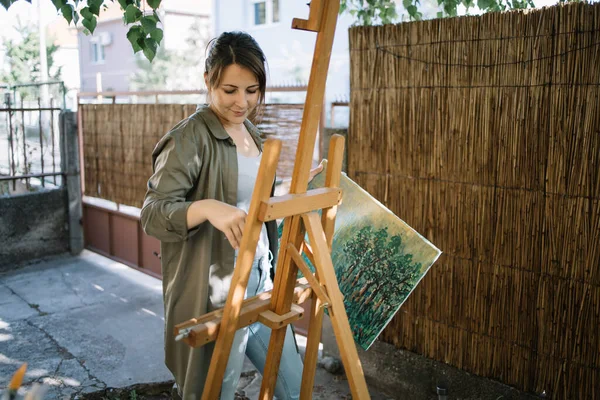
[141, 32, 318, 399]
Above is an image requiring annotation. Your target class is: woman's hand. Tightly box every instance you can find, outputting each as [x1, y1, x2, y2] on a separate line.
[187, 199, 247, 249]
[308, 162, 324, 183]
[206, 201, 247, 250]
[275, 162, 325, 196]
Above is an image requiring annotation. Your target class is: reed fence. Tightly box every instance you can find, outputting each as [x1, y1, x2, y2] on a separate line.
[81, 103, 305, 207]
[349, 2, 600, 398]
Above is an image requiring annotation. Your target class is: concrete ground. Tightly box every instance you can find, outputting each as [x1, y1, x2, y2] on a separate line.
[0, 251, 391, 400]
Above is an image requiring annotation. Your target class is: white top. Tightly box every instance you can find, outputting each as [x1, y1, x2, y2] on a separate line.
[236, 151, 270, 259]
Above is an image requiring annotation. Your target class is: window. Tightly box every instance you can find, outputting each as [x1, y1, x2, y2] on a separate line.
[252, 0, 279, 26]
[254, 0, 266, 25]
[272, 0, 279, 23]
[91, 42, 105, 63]
[90, 33, 111, 63]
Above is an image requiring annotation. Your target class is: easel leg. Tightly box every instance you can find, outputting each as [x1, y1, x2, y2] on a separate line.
[201, 140, 282, 400]
[300, 134, 345, 399]
[303, 212, 371, 400]
[300, 282, 325, 400]
[259, 215, 305, 399]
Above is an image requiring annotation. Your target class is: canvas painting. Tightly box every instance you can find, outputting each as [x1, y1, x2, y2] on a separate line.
[282, 160, 442, 351]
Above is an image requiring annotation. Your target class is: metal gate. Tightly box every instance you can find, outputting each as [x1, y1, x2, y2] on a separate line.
[1, 81, 83, 267]
[0, 81, 66, 191]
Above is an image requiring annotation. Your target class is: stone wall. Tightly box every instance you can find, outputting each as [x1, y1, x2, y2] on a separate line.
[0, 188, 69, 270]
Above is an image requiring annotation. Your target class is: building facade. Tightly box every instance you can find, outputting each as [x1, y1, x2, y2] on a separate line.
[78, 0, 211, 93]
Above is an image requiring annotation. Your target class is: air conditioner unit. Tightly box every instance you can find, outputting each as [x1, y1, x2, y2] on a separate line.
[100, 32, 112, 46]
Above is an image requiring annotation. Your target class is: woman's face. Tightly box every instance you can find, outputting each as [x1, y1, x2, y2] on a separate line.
[207, 63, 260, 127]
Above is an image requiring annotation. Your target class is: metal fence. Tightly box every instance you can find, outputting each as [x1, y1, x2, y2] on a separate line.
[0, 81, 66, 194]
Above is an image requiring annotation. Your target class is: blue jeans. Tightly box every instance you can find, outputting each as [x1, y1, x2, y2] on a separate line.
[220, 255, 303, 400]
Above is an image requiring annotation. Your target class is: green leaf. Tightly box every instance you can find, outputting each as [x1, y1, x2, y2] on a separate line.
[379, 5, 394, 24]
[443, 1, 457, 16]
[153, 10, 161, 22]
[150, 27, 163, 44]
[50, 0, 67, 10]
[73, 10, 80, 24]
[117, 0, 128, 10]
[142, 37, 158, 62]
[477, 0, 495, 9]
[82, 15, 97, 33]
[437, 11, 443, 18]
[124, 4, 142, 23]
[88, 0, 103, 15]
[60, 4, 74, 24]
[127, 25, 144, 53]
[147, 0, 161, 9]
[406, 4, 418, 18]
[402, 0, 412, 9]
[144, 37, 158, 52]
[141, 15, 157, 31]
[80, 6, 93, 20]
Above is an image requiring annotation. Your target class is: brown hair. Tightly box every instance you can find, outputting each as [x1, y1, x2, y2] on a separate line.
[205, 32, 267, 120]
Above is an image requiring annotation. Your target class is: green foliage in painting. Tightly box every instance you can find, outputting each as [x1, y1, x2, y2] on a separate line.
[333, 226, 422, 348]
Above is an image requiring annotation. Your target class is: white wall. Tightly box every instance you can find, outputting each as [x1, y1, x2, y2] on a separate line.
[163, 0, 212, 51]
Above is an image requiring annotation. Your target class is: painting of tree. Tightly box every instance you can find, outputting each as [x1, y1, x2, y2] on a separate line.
[333, 225, 423, 347]
[302, 160, 442, 350]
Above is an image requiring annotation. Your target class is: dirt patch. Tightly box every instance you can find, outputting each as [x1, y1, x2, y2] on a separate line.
[75, 381, 250, 400]
[76, 381, 173, 400]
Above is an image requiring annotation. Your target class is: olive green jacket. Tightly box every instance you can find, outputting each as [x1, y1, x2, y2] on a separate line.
[141, 105, 278, 399]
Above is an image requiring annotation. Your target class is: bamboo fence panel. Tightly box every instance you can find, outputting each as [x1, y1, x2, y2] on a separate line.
[253, 103, 305, 179]
[80, 103, 304, 208]
[82, 103, 98, 198]
[349, 2, 600, 398]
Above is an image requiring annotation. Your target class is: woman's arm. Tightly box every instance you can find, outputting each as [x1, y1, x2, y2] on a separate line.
[275, 162, 324, 196]
[141, 129, 203, 243]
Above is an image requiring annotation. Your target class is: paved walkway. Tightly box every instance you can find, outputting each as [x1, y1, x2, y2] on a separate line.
[0, 251, 391, 399]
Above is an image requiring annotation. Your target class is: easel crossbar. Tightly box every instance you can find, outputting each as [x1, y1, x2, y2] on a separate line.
[292, 0, 323, 31]
[259, 303, 305, 330]
[174, 278, 313, 347]
[258, 187, 342, 222]
[287, 243, 332, 309]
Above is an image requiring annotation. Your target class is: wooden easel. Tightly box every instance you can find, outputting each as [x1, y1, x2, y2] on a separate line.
[174, 0, 370, 398]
